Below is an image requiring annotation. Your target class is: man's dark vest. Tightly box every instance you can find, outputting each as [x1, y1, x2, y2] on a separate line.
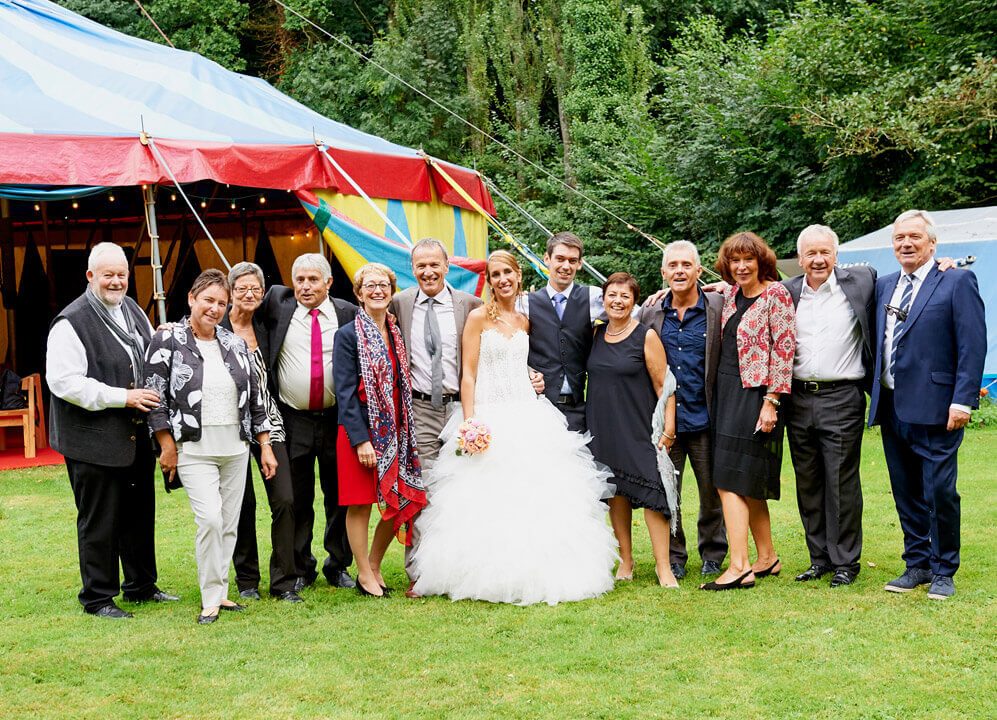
[48, 294, 152, 466]
[527, 285, 593, 404]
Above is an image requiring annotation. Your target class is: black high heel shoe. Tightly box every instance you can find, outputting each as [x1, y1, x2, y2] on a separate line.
[754, 558, 781, 578]
[700, 571, 755, 591]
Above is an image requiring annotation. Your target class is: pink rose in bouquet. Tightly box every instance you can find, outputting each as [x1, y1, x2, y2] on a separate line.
[456, 418, 491, 456]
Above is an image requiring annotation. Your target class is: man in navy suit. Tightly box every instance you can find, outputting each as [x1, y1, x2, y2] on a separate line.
[868, 210, 986, 600]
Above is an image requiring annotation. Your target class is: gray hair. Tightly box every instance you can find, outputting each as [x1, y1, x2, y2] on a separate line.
[87, 242, 127, 272]
[411, 237, 449, 262]
[228, 261, 265, 289]
[661, 240, 701, 267]
[893, 209, 937, 242]
[291, 253, 332, 282]
[796, 224, 839, 256]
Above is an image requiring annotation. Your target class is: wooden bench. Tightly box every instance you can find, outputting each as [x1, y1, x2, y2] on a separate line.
[0, 373, 48, 458]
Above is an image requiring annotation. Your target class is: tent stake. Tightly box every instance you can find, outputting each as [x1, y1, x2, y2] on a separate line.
[143, 185, 168, 324]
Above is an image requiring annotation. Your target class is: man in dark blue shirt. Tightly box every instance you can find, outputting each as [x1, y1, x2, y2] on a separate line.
[640, 241, 727, 578]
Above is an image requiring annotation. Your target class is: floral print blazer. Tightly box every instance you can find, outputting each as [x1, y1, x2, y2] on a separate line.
[144, 318, 271, 444]
[720, 283, 796, 394]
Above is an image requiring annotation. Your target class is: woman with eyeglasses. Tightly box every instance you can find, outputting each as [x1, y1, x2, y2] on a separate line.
[333, 262, 426, 597]
[221, 262, 303, 603]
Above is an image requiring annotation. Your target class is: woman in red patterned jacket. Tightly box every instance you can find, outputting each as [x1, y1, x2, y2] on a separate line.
[701, 232, 796, 591]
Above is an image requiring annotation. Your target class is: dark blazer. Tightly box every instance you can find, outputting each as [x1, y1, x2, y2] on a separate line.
[868, 264, 986, 427]
[638, 288, 723, 420]
[255, 285, 358, 394]
[784, 265, 877, 390]
[333, 320, 406, 448]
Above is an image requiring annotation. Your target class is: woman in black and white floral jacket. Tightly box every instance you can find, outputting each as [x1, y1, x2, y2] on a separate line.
[144, 269, 276, 625]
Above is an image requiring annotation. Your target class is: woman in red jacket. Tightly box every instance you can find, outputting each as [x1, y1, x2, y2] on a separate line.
[702, 232, 796, 591]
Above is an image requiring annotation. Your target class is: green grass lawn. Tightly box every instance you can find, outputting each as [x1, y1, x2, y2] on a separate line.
[1, 427, 994, 720]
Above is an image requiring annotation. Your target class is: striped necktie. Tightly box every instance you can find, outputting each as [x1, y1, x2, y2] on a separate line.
[889, 274, 915, 379]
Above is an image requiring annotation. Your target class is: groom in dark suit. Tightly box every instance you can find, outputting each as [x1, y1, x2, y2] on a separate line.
[783, 225, 876, 588]
[868, 210, 985, 600]
[526, 232, 604, 433]
[257, 253, 358, 590]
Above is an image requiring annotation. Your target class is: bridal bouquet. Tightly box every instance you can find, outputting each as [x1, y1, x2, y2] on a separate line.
[456, 418, 491, 456]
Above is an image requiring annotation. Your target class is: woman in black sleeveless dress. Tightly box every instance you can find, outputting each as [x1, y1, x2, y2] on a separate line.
[587, 273, 678, 587]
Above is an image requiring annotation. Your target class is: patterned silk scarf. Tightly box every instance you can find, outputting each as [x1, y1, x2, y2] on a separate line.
[355, 309, 426, 543]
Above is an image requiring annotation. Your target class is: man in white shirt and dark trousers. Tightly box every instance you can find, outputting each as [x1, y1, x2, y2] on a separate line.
[257, 254, 358, 590]
[783, 225, 876, 588]
[390, 238, 483, 597]
[47, 242, 178, 618]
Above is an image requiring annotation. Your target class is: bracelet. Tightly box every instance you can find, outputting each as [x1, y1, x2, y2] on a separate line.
[260, 440, 272, 446]
[763, 396, 781, 407]
[662, 431, 676, 440]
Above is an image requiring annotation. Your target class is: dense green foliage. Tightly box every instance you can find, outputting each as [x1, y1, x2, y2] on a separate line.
[58, 0, 995, 293]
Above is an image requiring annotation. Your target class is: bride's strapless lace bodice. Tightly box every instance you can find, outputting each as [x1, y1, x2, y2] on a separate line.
[474, 329, 537, 405]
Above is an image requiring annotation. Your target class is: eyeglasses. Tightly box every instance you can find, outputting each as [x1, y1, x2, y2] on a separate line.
[884, 304, 908, 322]
[362, 282, 392, 292]
[233, 286, 263, 297]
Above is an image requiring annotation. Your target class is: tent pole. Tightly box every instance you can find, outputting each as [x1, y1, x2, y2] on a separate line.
[143, 185, 167, 324]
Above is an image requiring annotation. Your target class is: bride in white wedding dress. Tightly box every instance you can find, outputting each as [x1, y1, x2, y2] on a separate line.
[411, 250, 618, 606]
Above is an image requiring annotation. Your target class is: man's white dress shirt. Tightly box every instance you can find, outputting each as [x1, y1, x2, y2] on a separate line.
[793, 271, 864, 382]
[277, 297, 339, 409]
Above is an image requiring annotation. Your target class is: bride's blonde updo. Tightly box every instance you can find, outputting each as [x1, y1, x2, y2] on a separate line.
[485, 250, 523, 321]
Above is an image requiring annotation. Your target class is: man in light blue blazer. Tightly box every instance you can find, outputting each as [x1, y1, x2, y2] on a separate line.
[868, 210, 986, 600]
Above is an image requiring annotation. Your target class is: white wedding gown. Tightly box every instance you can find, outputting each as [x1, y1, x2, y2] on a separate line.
[411, 328, 618, 606]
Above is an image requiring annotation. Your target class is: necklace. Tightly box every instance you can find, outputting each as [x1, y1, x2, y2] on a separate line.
[606, 319, 634, 337]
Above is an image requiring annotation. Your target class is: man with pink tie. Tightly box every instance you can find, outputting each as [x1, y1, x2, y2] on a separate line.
[257, 254, 358, 590]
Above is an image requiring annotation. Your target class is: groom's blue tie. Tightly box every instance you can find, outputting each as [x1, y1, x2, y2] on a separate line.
[552, 292, 566, 321]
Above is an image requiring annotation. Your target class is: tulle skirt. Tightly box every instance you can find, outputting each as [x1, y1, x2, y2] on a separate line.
[411, 397, 618, 606]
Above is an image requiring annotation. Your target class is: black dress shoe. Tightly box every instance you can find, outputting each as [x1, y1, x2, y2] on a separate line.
[197, 612, 218, 625]
[326, 570, 357, 589]
[795, 564, 832, 582]
[670, 562, 687, 580]
[90, 603, 134, 619]
[271, 590, 305, 604]
[700, 571, 755, 591]
[239, 588, 261, 601]
[830, 569, 858, 587]
[123, 589, 180, 603]
[701, 560, 723, 576]
[219, 602, 246, 612]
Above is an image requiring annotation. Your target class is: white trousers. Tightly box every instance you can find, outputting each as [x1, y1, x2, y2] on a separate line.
[178, 448, 249, 609]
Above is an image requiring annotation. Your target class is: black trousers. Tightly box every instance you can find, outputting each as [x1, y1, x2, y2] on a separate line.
[786, 384, 865, 574]
[65, 441, 158, 612]
[667, 429, 728, 566]
[554, 398, 587, 434]
[280, 404, 351, 583]
[233, 440, 298, 594]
